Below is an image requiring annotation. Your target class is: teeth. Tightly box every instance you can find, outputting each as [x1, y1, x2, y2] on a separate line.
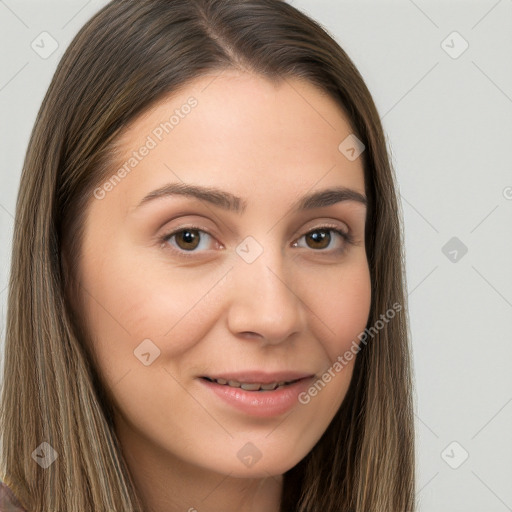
[260, 382, 280, 390]
[240, 382, 262, 391]
[207, 377, 297, 391]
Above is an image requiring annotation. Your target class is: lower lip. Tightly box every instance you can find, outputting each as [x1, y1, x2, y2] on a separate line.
[198, 377, 314, 418]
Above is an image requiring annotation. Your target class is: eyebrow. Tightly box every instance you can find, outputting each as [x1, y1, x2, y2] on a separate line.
[134, 182, 367, 213]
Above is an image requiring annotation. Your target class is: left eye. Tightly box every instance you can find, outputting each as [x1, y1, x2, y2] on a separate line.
[160, 225, 352, 257]
[293, 227, 351, 251]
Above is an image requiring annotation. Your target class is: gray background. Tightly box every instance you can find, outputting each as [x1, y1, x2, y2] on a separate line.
[1, 1, 511, 510]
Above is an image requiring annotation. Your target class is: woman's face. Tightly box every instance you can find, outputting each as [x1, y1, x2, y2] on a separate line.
[76, 70, 370, 482]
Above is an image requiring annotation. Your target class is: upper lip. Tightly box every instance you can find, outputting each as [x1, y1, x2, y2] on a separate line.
[200, 371, 315, 384]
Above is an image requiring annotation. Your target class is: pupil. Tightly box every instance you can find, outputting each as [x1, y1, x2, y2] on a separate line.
[308, 229, 330, 249]
[178, 229, 199, 250]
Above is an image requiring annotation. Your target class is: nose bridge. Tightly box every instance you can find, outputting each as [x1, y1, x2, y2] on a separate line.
[226, 234, 304, 342]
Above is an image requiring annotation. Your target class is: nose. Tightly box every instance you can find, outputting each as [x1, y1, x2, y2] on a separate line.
[225, 243, 305, 345]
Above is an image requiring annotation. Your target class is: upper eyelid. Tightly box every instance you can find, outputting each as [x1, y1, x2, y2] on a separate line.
[159, 214, 352, 235]
[160, 221, 351, 239]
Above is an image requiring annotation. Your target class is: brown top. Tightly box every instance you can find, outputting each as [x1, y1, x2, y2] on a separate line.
[0, 481, 27, 511]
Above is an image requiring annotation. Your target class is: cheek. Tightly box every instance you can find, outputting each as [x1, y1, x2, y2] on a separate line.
[302, 259, 371, 407]
[304, 258, 372, 363]
[77, 254, 227, 442]
[78, 243, 226, 379]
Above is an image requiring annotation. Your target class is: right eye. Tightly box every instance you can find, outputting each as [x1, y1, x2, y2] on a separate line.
[160, 226, 222, 258]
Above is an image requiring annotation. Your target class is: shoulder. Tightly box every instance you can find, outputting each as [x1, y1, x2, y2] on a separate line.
[0, 480, 27, 511]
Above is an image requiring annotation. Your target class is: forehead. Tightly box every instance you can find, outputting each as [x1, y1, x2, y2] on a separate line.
[103, 70, 366, 213]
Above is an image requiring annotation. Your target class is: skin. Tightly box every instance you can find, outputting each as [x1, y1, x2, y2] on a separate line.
[76, 70, 371, 512]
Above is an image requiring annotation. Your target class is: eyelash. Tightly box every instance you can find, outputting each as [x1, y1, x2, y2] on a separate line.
[159, 224, 355, 259]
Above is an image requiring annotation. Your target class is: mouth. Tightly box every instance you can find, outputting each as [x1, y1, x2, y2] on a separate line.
[198, 373, 316, 417]
[199, 376, 304, 392]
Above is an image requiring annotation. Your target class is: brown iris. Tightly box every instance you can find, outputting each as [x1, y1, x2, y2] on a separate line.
[305, 229, 331, 250]
[175, 229, 201, 250]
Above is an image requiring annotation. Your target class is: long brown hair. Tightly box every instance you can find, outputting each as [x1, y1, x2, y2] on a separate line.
[0, 0, 415, 510]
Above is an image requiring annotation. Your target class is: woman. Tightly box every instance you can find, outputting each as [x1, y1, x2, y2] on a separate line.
[0, 0, 415, 510]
